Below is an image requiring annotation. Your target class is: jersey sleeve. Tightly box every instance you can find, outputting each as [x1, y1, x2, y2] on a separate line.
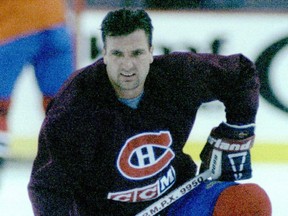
[151, 52, 259, 125]
[207, 54, 260, 125]
[28, 60, 109, 215]
[28, 72, 88, 215]
[181, 52, 260, 125]
[28, 105, 79, 215]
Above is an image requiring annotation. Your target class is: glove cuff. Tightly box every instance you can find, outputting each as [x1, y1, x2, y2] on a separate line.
[214, 122, 255, 139]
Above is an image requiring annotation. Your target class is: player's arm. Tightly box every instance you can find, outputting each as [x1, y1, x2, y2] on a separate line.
[217, 54, 260, 125]
[28, 64, 95, 215]
[200, 54, 260, 181]
[28, 130, 75, 215]
[28, 111, 79, 215]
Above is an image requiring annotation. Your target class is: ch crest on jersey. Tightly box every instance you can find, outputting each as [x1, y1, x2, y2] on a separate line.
[117, 131, 175, 180]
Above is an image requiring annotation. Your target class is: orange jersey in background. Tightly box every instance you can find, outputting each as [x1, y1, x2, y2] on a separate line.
[0, 0, 66, 42]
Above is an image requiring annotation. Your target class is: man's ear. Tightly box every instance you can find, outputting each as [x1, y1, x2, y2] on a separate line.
[149, 46, 154, 63]
[102, 49, 107, 64]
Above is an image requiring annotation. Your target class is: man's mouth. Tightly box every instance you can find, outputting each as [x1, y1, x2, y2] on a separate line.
[120, 72, 135, 77]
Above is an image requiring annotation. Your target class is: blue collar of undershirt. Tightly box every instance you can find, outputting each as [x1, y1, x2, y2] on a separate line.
[118, 92, 144, 109]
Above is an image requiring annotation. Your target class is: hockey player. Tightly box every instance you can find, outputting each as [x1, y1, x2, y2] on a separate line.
[0, 0, 74, 165]
[28, 9, 271, 215]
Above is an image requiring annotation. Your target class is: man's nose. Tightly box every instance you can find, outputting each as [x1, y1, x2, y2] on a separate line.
[121, 56, 134, 70]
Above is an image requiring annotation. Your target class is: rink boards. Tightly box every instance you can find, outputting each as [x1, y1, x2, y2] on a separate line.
[9, 137, 288, 163]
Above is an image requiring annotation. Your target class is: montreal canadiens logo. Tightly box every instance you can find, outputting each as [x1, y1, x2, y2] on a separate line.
[117, 131, 175, 180]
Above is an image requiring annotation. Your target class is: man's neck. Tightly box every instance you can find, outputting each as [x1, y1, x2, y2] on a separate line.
[118, 91, 144, 109]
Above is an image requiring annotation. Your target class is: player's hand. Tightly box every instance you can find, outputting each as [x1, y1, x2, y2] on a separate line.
[200, 122, 255, 181]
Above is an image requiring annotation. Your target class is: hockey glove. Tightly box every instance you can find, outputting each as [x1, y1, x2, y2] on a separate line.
[200, 122, 255, 181]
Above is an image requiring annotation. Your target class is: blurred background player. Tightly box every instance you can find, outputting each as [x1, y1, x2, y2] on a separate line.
[0, 0, 75, 167]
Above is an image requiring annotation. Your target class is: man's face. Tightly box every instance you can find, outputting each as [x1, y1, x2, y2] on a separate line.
[103, 29, 153, 99]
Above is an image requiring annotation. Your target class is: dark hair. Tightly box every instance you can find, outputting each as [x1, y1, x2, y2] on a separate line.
[101, 8, 153, 47]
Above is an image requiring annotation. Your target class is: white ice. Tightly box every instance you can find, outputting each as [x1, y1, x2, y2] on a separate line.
[0, 161, 287, 216]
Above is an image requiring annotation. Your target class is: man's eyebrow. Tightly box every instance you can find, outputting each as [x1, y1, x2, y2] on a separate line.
[109, 48, 146, 54]
[134, 48, 145, 52]
[132, 48, 147, 53]
[110, 49, 122, 54]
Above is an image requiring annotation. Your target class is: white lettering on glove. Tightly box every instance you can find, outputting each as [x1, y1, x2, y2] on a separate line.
[207, 136, 254, 152]
[228, 152, 248, 180]
[209, 149, 222, 180]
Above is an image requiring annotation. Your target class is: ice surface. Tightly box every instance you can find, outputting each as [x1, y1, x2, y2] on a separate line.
[0, 161, 287, 216]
